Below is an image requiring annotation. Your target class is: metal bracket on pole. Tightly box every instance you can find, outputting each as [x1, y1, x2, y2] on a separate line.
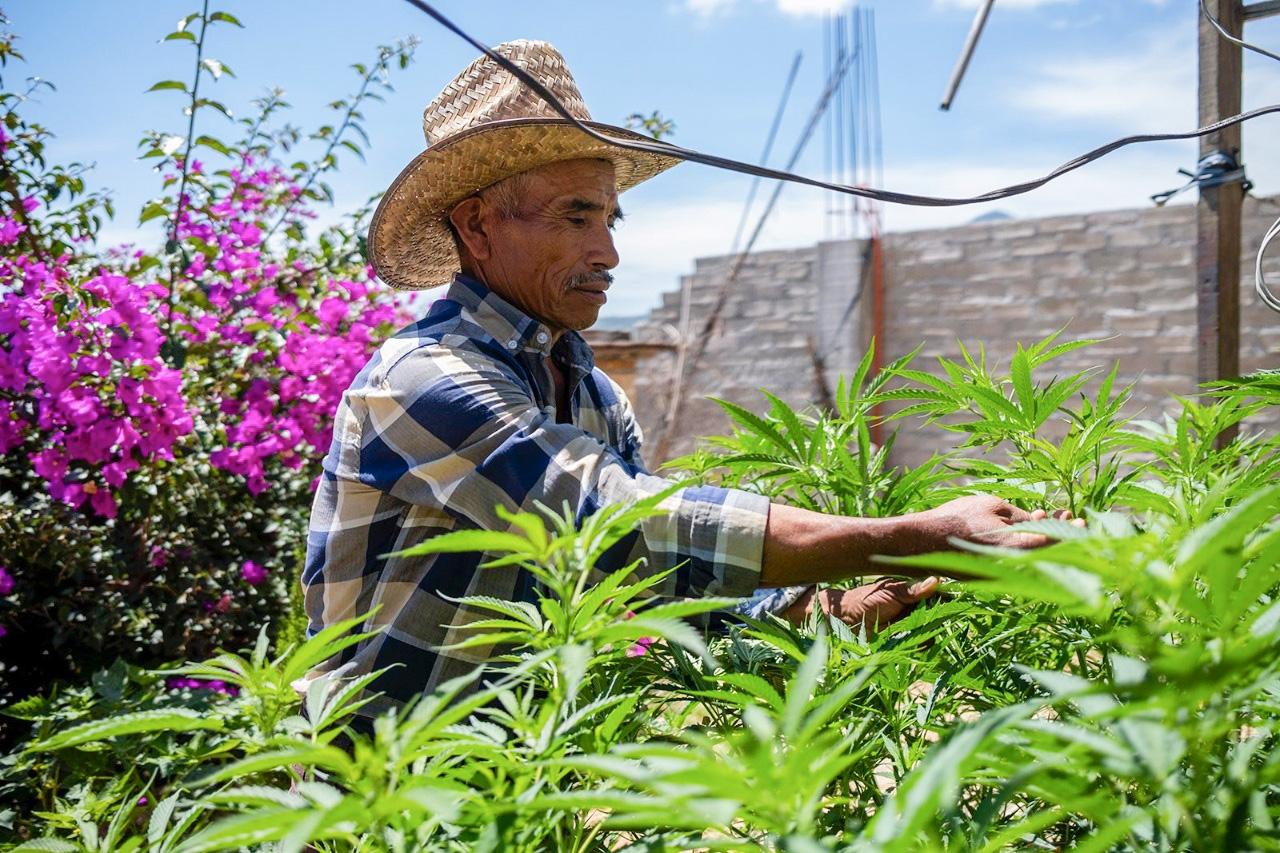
[1243, 0, 1280, 20]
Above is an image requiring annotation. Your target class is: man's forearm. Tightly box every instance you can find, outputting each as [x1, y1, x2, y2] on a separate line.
[759, 503, 933, 586]
[759, 495, 1047, 587]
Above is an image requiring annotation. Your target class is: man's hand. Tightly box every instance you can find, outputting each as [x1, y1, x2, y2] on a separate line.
[784, 577, 940, 634]
[909, 494, 1083, 552]
[759, 495, 1084, 588]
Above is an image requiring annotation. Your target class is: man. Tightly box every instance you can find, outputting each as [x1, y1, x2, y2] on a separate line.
[302, 40, 1059, 719]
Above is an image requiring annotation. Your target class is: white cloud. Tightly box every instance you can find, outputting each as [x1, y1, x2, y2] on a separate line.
[932, 0, 1078, 10]
[680, 0, 739, 18]
[678, 0, 855, 21]
[774, 0, 855, 17]
[1010, 27, 1195, 132]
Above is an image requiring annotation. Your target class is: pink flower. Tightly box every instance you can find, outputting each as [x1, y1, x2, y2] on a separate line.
[89, 486, 118, 519]
[624, 636, 656, 658]
[0, 217, 27, 245]
[164, 676, 239, 697]
[0, 567, 14, 596]
[240, 560, 268, 586]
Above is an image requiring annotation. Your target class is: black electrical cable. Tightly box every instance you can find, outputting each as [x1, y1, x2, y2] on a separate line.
[398, 0, 1280, 210]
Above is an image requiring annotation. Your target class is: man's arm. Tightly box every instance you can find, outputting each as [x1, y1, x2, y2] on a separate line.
[760, 494, 1053, 586]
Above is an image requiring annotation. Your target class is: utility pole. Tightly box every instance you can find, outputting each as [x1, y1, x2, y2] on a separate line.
[1195, 0, 1243, 396]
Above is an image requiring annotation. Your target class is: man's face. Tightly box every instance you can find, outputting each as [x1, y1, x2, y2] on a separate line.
[473, 159, 622, 338]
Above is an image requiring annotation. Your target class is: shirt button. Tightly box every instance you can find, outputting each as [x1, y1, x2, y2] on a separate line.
[506, 339, 518, 350]
[536, 331, 549, 344]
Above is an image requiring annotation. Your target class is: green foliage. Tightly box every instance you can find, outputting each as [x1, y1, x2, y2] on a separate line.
[668, 345, 958, 518]
[6, 350, 1280, 849]
[624, 110, 676, 141]
[3, 4, 1279, 848]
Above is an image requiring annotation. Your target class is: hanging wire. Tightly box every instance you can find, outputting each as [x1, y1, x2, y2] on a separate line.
[1195, 0, 1280, 313]
[1258, 208, 1280, 312]
[400, 0, 1280, 312]
[398, 0, 1280, 209]
[1201, 0, 1280, 63]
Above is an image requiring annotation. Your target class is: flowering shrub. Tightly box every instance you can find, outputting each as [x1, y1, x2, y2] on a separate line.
[0, 9, 415, 713]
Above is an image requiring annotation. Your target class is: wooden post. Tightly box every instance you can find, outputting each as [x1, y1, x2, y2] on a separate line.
[1195, 0, 1243, 400]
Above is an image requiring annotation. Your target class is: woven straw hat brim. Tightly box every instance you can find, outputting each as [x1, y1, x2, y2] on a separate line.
[368, 118, 681, 290]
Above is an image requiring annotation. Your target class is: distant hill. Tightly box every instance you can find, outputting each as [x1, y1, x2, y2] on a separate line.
[592, 314, 646, 331]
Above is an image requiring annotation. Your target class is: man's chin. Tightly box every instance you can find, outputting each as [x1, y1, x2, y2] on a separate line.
[566, 308, 602, 332]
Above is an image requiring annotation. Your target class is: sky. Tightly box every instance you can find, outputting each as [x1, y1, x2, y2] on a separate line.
[8, 0, 1280, 318]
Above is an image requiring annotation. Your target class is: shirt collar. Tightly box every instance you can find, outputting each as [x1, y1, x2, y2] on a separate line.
[447, 273, 595, 370]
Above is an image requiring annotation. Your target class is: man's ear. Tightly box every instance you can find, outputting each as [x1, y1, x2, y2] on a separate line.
[449, 196, 491, 263]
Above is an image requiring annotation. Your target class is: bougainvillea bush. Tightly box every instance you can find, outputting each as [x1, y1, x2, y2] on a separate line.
[0, 8, 415, 711]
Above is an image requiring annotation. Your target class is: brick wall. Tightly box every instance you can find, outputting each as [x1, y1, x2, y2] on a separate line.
[625, 196, 1280, 469]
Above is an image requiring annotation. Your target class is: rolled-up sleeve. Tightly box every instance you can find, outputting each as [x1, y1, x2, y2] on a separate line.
[332, 343, 770, 600]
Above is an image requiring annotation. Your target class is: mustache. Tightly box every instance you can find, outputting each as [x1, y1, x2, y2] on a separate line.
[566, 271, 613, 289]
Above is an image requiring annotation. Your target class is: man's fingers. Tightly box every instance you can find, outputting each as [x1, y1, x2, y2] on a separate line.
[1049, 504, 1090, 525]
[906, 576, 939, 600]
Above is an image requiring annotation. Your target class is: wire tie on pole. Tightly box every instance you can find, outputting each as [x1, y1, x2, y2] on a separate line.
[1151, 151, 1252, 206]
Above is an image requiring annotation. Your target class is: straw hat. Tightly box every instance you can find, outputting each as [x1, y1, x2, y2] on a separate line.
[367, 39, 682, 290]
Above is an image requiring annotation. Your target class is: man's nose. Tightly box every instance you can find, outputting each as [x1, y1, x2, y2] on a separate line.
[589, 222, 620, 270]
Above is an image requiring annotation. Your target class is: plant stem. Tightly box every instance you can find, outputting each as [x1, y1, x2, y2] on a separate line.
[164, 0, 211, 349]
[261, 49, 395, 243]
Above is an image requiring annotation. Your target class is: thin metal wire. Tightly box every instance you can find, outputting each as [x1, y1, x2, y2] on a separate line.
[1198, 0, 1280, 313]
[1257, 214, 1280, 312]
[730, 51, 801, 257]
[1201, 0, 1280, 63]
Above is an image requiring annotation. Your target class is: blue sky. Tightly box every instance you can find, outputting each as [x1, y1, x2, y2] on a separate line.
[9, 0, 1280, 317]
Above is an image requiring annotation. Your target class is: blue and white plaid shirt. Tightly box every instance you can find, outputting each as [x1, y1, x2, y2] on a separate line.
[302, 275, 806, 715]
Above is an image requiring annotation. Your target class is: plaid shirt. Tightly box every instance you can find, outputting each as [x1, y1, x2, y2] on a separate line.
[302, 275, 805, 715]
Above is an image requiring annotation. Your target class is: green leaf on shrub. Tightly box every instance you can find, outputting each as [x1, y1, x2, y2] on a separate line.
[11, 839, 80, 852]
[139, 200, 168, 223]
[194, 134, 232, 156]
[29, 708, 224, 751]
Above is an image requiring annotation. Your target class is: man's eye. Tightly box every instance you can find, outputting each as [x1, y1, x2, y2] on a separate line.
[567, 217, 587, 226]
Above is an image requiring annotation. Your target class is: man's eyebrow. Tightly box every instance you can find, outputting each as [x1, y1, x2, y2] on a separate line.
[557, 197, 624, 220]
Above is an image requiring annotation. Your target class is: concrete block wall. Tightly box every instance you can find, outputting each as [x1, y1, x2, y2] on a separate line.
[879, 197, 1280, 471]
[629, 197, 1280, 470]
[632, 247, 824, 463]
